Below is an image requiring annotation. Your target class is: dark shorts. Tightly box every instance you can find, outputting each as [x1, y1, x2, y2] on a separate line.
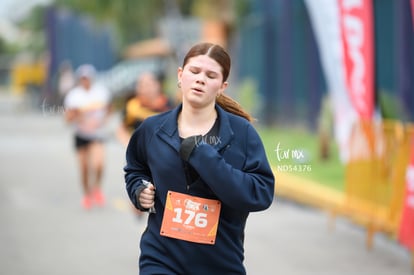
[74, 134, 103, 150]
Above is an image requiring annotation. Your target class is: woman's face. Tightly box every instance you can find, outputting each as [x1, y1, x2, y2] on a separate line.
[178, 55, 227, 109]
[136, 73, 160, 102]
[79, 76, 92, 90]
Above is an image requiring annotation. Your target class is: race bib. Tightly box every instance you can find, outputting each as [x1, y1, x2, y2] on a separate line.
[160, 191, 221, 245]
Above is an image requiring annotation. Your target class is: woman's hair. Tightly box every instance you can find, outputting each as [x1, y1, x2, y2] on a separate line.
[182, 42, 253, 122]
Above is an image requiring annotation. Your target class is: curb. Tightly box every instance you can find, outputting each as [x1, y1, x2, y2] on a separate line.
[273, 170, 344, 211]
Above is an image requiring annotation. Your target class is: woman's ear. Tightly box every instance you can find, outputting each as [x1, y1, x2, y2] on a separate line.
[218, 81, 228, 95]
[177, 67, 183, 80]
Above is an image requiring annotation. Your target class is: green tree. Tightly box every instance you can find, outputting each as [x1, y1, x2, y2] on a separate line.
[0, 37, 8, 55]
[19, 0, 251, 56]
[18, 5, 46, 57]
[52, 0, 250, 48]
[54, 0, 165, 47]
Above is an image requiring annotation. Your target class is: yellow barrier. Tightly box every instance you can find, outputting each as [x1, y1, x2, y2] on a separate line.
[331, 120, 412, 253]
[11, 61, 46, 94]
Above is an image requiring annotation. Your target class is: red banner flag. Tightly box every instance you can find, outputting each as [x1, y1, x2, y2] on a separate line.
[339, 0, 375, 120]
[412, 0, 414, 26]
[399, 138, 414, 249]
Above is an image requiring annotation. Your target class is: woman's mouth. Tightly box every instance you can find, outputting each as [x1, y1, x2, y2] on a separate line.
[191, 87, 204, 93]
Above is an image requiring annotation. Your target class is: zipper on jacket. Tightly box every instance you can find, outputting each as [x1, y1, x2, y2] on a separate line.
[183, 161, 192, 192]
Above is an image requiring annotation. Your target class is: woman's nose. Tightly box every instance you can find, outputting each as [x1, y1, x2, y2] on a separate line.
[196, 74, 206, 84]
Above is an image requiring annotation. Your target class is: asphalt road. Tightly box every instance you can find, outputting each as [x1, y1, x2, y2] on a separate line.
[0, 96, 412, 275]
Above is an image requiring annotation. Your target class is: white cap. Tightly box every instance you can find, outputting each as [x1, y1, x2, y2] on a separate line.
[76, 64, 96, 79]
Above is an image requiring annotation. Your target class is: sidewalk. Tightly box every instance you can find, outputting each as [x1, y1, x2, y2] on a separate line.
[0, 99, 412, 275]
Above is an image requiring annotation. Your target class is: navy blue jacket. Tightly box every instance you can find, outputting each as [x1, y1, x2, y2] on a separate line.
[124, 104, 275, 274]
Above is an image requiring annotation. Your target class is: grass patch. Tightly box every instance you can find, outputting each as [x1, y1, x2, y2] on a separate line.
[257, 126, 345, 191]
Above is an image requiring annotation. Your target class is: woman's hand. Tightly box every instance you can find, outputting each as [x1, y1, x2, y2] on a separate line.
[138, 183, 155, 209]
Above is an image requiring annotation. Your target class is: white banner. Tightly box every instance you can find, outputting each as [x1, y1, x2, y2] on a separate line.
[304, 0, 357, 162]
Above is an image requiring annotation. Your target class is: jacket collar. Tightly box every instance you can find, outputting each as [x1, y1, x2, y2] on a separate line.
[157, 104, 234, 152]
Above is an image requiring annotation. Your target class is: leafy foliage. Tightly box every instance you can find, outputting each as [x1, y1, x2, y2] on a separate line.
[15, 0, 251, 57]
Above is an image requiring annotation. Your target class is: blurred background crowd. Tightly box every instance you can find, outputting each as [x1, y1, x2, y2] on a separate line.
[1, 0, 412, 127]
